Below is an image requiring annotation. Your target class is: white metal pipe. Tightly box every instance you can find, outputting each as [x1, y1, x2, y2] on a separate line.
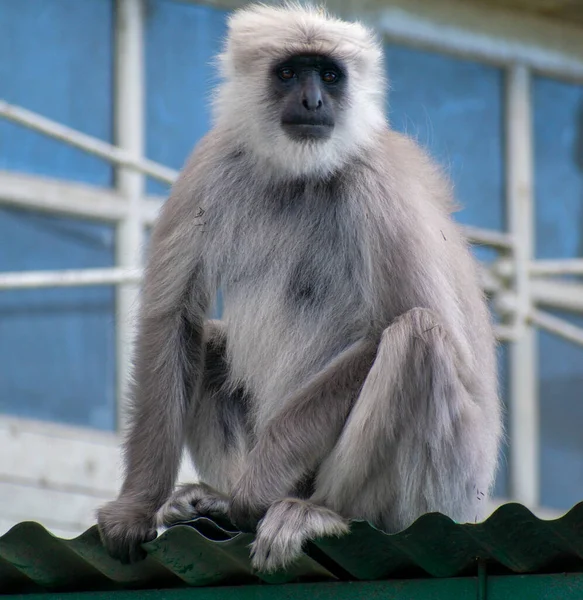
[492, 257, 514, 280]
[506, 64, 539, 508]
[461, 224, 514, 249]
[0, 170, 163, 224]
[114, 0, 147, 431]
[531, 279, 583, 313]
[485, 267, 583, 314]
[495, 257, 583, 278]
[0, 99, 177, 185]
[0, 170, 139, 223]
[530, 259, 583, 276]
[0, 170, 128, 222]
[0, 268, 142, 290]
[529, 309, 583, 347]
[493, 324, 516, 342]
[478, 265, 503, 295]
[492, 291, 517, 319]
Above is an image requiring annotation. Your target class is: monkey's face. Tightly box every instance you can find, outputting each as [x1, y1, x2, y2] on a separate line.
[270, 54, 346, 143]
[213, 5, 387, 177]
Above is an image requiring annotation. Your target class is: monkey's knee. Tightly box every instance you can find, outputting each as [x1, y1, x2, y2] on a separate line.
[387, 307, 474, 390]
[404, 308, 467, 410]
[383, 307, 460, 387]
[385, 307, 446, 345]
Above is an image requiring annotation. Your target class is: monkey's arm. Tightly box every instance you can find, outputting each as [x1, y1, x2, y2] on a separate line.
[229, 337, 377, 531]
[97, 159, 211, 563]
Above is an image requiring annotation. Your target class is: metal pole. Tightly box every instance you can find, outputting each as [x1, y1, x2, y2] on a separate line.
[0, 100, 176, 184]
[530, 259, 583, 275]
[0, 267, 142, 289]
[529, 309, 583, 347]
[114, 0, 146, 431]
[506, 64, 539, 508]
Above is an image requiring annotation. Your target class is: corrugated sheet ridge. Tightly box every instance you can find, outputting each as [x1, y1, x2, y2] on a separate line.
[1, 501, 582, 595]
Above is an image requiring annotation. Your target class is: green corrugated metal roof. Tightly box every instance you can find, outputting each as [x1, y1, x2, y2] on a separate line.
[1, 502, 583, 596]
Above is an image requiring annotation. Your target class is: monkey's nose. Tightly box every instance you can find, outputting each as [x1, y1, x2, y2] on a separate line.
[302, 86, 323, 111]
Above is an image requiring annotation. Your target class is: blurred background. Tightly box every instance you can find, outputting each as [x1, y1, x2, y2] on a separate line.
[1, 0, 583, 538]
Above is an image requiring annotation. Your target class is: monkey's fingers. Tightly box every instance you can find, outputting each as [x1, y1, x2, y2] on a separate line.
[117, 527, 157, 564]
[98, 522, 157, 564]
[97, 501, 158, 564]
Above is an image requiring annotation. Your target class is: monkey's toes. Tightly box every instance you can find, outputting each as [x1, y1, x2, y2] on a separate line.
[157, 483, 230, 527]
[250, 499, 349, 572]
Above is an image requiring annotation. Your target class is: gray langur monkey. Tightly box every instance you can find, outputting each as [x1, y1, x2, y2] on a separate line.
[97, 3, 502, 572]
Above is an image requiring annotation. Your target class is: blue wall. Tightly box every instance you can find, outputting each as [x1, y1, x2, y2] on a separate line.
[0, 0, 116, 429]
[0, 210, 116, 429]
[386, 45, 505, 240]
[145, 0, 228, 196]
[534, 76, 583, 509]
[0, 0, 114, 185]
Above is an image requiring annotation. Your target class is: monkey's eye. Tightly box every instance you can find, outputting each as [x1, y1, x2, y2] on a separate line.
[321, 71, 338, 83]
[278, 67, 295, 80]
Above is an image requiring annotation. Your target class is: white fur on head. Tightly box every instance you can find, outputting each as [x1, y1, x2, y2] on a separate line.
[213, 3, 387, 178]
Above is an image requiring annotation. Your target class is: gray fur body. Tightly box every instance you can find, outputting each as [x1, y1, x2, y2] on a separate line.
[97, 4, 501, 571]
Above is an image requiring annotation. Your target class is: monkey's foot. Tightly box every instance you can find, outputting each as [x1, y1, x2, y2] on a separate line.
[97, 499, 157, 564]
[157, 482, 230, 527]
[250, 498, 349, 573]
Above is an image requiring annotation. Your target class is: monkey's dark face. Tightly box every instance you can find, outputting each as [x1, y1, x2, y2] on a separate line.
[271, 54, 346, 142]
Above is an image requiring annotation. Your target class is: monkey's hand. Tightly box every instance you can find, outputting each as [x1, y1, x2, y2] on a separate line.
[97, 497, 158, 564]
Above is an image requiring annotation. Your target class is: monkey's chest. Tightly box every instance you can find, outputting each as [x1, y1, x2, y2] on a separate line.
[222, 271, 364, 409]
[284, 255, 340, 311]
[226, 213, 360, 307]
[216, 215, 369, 403]
[223, 237, 361, 318]
[223, 244, 364, 352]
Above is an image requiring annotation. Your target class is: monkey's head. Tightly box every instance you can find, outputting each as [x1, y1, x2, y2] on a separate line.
[213, 3, 387, 178]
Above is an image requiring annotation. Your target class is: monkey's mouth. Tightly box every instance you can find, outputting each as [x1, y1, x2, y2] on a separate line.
[281, 122, 333, 142]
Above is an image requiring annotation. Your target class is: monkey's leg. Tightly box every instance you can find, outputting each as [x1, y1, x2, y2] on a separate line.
[311, 307, 495, 531]
[158, 320, 252, 528]
[250, 308, 495, 572]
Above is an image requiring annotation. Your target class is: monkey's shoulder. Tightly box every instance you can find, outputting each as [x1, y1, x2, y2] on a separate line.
[377, 130, 456, 212]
